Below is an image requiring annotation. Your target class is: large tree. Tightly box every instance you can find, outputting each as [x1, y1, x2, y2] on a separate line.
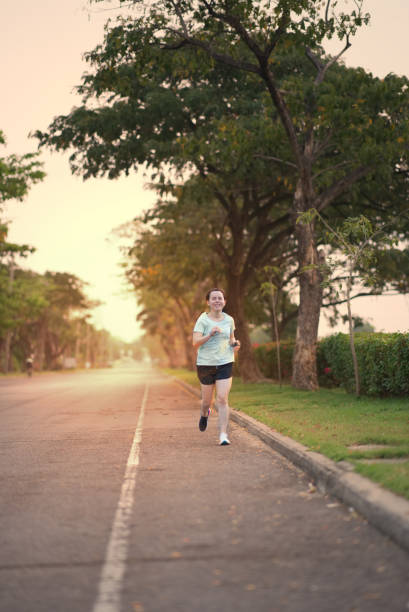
[99, 0, 407, 391]
[122, 207, 218, 369]
[35, 26, 297, 380]
[122, 181, 298, 376]
[37, 1, 409, 388]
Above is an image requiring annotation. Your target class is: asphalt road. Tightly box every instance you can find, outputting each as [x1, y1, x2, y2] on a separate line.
[0, 364, 408, 612]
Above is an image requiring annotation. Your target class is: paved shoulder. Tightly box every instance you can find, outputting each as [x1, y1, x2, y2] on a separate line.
[175, 376, 409, 555]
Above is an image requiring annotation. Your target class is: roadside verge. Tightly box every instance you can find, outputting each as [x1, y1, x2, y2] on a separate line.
[173, 376, 409, 555]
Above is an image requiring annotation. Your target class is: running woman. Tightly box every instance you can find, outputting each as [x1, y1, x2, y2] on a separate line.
[192, 288, 240, 445]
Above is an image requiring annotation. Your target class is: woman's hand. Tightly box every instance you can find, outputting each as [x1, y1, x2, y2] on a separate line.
[210, 326, 222, 336]
[231, 339, 241, 350]
[193, 328, 222, 348]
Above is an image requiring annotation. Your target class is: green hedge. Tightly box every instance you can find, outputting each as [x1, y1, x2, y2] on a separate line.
[253, 341, 295, 380]
[319, 332, 409, 397]
[254, 332, 409, 397]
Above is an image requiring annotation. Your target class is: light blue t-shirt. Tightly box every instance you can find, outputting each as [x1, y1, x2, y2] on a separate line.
[194, 312, 235, 366]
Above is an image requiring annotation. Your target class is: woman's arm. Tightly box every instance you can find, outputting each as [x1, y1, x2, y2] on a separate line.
[192, 332, 206, 349]
[192, 327, 221, 348]
[230, 322, 240, 351]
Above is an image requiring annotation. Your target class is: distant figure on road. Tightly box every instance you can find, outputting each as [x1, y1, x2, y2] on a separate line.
[192, 288, 240, 445]
[26, 354, 34, 377]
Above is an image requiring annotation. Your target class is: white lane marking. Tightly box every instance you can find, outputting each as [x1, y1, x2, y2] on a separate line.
[92, 383, 149, 612]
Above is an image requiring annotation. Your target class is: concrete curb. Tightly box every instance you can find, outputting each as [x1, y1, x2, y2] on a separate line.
[172, 377, 409, 554]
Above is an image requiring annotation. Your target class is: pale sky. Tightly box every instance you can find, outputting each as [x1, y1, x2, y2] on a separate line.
[1, 1, 409, 341]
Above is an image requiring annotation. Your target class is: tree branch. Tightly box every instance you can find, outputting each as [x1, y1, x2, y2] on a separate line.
[315, 165, 370, 211]
[312, 129, 335, 160]
[259, 69, 304, 170]
[306, 31, 351, 87]
[322, 289, 390, 307]
[245, 225, 294, 280]
[213, 186, 233, 214]
[170, 0, 189, 37]
[254, 154, 297, 169]
[312, 161, 351, 181]
[305, 47, 323, 74]
[163, 29, 260, 74]
[325, 0, 332, 24]
[315, 36, 352, 86]
[263, 8, 291, 59]
[201, 0, 264, 59]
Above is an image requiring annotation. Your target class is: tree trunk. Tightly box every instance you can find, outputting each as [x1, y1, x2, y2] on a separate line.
[291, 188, 323, 390]
[85, 325, 91, 367]
[36, 318, 47, 371]
[161, 336, 180, 368]
[346, 275, 360, 396]
[179, 320, 195, 370]
[174, 303, 196, 370]
[270, 290, 282, 387]
[3, 330, 12, 373]
[226, 275, 262, 382]
[3, 261, 15, 373]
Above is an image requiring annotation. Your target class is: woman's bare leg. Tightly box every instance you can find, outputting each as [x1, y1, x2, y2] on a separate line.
[215, 377, 232, 436]
[200, 383, 214, 417]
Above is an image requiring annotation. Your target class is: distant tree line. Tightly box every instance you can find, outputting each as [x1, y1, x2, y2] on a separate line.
[0, 129, 138, 373]
[36, 1, 409, 388]
[0, 265, 123, 373]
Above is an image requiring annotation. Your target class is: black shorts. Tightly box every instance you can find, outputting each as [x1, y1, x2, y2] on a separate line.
[196, 362, 233, 385]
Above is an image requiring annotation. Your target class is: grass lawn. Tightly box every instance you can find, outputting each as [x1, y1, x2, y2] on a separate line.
[164, 368, 409, 500]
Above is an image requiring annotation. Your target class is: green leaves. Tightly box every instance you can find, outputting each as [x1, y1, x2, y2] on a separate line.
[0, 131, 45, 206]
[0, 130, 45, 262]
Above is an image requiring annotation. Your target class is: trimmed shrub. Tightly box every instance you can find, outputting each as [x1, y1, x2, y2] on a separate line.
[317, 333, 354, 390]
[316, 342, 339, 388]
[319, 332, 409, 397]
[254, 333, 409, 396]
[254, 339, 340, 386]
[254, 341, 295, 380]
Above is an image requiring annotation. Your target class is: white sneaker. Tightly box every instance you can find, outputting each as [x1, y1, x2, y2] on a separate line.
[219, 433, 230, 446]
